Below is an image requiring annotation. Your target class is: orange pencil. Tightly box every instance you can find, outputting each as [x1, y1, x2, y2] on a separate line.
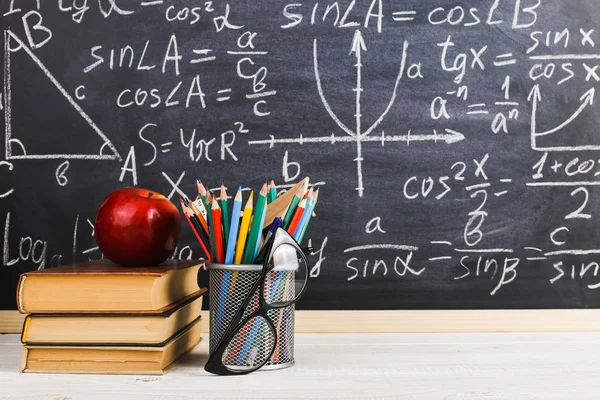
[211, 197, 225, 264]
[286, 198, 306, 235]
[187, 199, 209, 233]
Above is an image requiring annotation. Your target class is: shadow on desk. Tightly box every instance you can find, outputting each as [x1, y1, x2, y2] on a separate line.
[177, 351, 209, 368]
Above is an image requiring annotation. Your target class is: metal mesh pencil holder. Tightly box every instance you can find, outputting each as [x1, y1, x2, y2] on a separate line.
[206, 263, 295, 371]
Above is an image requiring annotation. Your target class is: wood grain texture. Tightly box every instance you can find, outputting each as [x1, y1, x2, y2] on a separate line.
[2, 333, 600, 399]
[4, 309, 600, 334]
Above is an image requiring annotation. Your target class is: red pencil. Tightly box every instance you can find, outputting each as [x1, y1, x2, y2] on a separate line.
[286, 198, 306, 235]
[179, 200, 211, 261]
[211, 197, 225, 264]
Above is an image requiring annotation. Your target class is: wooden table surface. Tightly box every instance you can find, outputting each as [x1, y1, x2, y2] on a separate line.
[1, 332, 600, 399]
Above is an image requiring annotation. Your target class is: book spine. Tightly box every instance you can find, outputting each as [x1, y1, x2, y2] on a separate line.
[21, 315, 31, 343]
[16, 274, 27, 314]
[19, 346, 28, 373]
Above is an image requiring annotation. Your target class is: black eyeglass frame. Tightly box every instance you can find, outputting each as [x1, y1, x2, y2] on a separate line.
[204, 228, 309, 375]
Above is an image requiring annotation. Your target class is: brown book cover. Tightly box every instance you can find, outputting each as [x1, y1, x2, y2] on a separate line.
[21, 289, 206, 345]
[20, 317, 202, 375]
[16, 259, 204, 314]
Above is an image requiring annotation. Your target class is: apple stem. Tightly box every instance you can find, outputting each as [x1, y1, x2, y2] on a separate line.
[148, 192, 154, 198]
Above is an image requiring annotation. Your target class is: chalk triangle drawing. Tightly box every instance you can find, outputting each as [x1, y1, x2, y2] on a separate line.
[3, 30, 122, 161]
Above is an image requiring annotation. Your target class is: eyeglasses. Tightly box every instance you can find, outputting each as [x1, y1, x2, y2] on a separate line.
[204, 228, 309, 375]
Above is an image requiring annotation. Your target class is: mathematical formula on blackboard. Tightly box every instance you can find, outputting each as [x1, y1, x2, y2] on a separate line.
[2, 0, 600, 309]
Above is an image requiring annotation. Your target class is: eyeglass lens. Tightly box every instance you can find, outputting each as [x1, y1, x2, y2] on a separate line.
[221, 315, 276, 372]
[263, 243, 308, 307]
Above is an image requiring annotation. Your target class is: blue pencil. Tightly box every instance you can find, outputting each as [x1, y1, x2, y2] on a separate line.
[225, 187, 242, 264]
[215, 270, 232, 338]
[293, 191, 314, 240]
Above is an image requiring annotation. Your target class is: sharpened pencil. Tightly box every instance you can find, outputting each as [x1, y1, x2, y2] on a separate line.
[197, 180, 207, 203]
[282, 181, 306, 229]
[234, 191, 253, 264]
[268, 180, 277, 203]
[297, 189, 318, 243]
[191, 195, 208, 221]
[264, 177, 309, 229]
[225, 187, 242, 264]
[187, 207, 211, 255]
[211, 197, 225, 264]
[243, 183, 267, 264]
[180, 199, 211, 260]
[219, 185, 230, 250]
[286, 198, 306, 235]
[202, 190, 216, 260]
[293, 189, 314, 240]
[187, 199, 208, 233]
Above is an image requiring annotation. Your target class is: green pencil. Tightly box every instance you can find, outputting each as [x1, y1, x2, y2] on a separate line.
[269, 180, 277, 203]
[282, 181, 306, 230]
[243, 183, 268, 264]
[219, 185, 230, 249]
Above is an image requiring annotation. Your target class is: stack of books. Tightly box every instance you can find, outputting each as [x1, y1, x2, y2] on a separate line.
[16, 259, 206, 375]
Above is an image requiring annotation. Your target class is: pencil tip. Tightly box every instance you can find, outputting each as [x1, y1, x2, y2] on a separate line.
[260, 183, 268, 195]
[196, 180, 206, 195]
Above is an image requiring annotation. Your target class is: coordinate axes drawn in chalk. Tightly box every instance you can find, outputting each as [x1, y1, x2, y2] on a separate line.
[248, 30, 465, 197]
[529, 83, 597, 152]
[3, 30, 122, 162]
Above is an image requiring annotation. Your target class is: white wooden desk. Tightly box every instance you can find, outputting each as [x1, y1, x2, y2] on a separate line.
[1, 332, 600, 399]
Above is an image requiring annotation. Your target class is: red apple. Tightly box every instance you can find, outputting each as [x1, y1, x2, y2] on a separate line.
[94, 187, 181, 266]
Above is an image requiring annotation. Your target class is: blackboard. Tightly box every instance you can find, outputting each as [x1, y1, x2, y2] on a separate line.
[2, 0, 600, 311]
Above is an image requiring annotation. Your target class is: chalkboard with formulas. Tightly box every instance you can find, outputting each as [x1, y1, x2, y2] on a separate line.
[2, 0, 600, 311]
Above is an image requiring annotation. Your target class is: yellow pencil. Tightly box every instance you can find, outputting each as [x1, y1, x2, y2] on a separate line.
[234, 191, 254, 264]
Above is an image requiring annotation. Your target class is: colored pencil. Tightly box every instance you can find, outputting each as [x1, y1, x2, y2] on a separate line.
[235, 290, 261, 363]
[269, 180, 277, 203]
[179, 200, 211, 260]
[297, 189, 318, 243]
[211, 197, 225, 264]
[293, 189, 314, 240]
[215, 270, 232, 336]
[273, 275, 291, 362]
[225, 187, 242, 264]
[264, 177, 309, 229]
[183, 203, 211, 247]
[281, 182, 306, 230]
[187, 198, 208, 233]
[234, 191, 254, 264]
[196, 179, 207, 203]
[286, 198, 306, 236]
[263, 217, 282, 248]
[219, 185, 230, 250]
[204, 191, 217, 259]
[243, 183, 268, 264]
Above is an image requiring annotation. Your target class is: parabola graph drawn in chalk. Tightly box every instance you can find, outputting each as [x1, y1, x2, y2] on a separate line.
[248, 30, 465, 197]
[3, 30, 122, 162]
[529, 84, 598, 152]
